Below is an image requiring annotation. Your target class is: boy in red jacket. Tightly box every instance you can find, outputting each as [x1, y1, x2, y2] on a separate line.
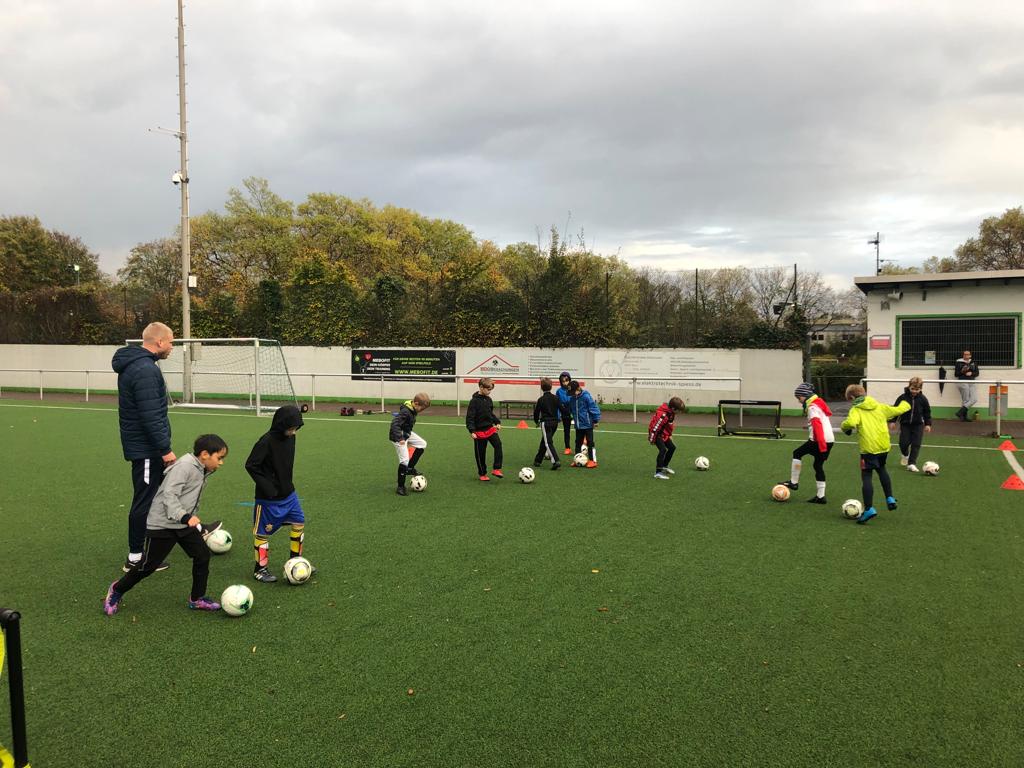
[779, 382, 835, 504]
[649, 397, 685, 479]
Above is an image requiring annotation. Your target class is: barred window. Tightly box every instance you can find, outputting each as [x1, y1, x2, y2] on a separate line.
[899, 315, 1019, 367]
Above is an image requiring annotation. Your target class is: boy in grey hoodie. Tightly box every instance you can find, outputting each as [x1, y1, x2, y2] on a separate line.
[103, 434, 227, 615]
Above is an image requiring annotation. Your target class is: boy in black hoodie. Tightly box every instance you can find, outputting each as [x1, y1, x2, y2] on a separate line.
[390, 392, 431, 496]
[890, 376, 932, 472]
[466, 377, 503, 481]
[533, 377, 562, 470]
[245, 405, 307, 583]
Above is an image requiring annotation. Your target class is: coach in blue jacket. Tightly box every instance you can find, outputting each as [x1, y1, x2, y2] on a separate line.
[111, 322, 176, 573]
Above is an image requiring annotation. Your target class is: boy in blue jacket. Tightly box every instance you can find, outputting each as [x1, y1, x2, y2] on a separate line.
[568, 380, 601, 467]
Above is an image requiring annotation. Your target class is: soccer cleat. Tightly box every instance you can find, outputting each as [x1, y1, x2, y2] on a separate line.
[857, 507, 878, 524]
[122, 558, 170, 573]
[654, 472, 669, 480]
[533, 461, 542, 468]
[900, 455, 909, 466]
[187, 596, 222, 611]
[780, 481, 798, 490]
[664, 467, 676, 475]
[907, 464, 919, 473]
[807, 496, 828, 504]
[396, 486, 408, 496]
[253, 567, 278, 583]
[551, 462, 561, 471]
[479, 475, 491, 482]
[563, 448, 573, 455]
[491, 469, 504, 478]
[200, 520, 223, 540]
[405, 468, 423, 478]
[585, 460, 598, 468]
[886, 496, 898, 511]
[103, 582, 122, 616]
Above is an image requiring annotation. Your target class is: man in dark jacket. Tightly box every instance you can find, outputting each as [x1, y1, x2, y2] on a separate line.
[954, 350, 979, 421]
[112, 322, 177, 573]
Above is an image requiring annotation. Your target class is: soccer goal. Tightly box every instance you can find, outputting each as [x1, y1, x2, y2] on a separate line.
[717, 400, 784, 438]
[129, 337, 297, 413]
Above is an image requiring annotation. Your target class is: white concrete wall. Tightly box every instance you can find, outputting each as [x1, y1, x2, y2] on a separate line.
[864, 283, 1024, 412]
[0, 344, 802, 409]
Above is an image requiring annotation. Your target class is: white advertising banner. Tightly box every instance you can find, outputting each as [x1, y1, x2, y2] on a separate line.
[460, 348, 587, 386]
[593, 348, 741, 390]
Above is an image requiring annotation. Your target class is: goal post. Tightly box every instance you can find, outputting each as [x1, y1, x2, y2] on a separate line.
[717, 399, 784, 438]
[128, 337, 297, 413]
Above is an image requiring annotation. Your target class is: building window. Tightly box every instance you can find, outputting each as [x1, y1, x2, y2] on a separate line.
[898, 315, 1019, 367]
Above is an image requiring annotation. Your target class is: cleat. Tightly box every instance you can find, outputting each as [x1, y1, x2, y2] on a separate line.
[406, 468, 423, 477]
[253, 567, 278, 583]
[807, 496, 828, 504]
[886, 496, 898, 511]
[479, 475, 491, 482]
[907, 464, 919, 473]
[857, 507, 878, 524]
[900, 456, 909, 466]
[154, 561, 170, 572]
[654, 472, 669, 480]
[122, 558, 140, 573]
[563, 448, 573, 455]
[396, 486, 408, 496]
[200, 520, 223, 540]
[551, 462, 561, 471]
[533, 461, 542, 468]
[491, 470, 504, 478]
[780, 481, 798, 490]
[187, 596, 221, 611]
[103, 581, 122, 616]
[664, 467, 675, 475]
[585, 461, 598, 468]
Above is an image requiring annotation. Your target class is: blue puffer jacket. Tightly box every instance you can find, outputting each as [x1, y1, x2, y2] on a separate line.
[569, 390, 601, 430]
[112, 345, 171, 460]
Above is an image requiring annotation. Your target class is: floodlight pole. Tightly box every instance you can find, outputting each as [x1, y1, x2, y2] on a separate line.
[177, 0, 193, 403]
[869, 232, 881, 275]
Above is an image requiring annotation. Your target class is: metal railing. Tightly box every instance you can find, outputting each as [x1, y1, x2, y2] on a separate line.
[862, 377, 1022, 435]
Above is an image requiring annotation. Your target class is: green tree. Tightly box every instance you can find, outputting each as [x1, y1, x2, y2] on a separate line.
[0, 216, 102, 291]
[118, 238, 180, 323]
[952, 207, 1024, 271]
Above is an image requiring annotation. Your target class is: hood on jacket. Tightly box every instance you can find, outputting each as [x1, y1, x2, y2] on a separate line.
[807, 394, 832, 416]
[270, 405, 304, 436]
[112, 345, 156, 373]
[851, 395, 879, 410]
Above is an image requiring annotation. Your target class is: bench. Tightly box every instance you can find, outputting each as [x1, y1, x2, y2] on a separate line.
[499, 400, 535, 420]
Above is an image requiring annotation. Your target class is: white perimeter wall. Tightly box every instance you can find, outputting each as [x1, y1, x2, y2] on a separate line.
[0, 345, 802, 408]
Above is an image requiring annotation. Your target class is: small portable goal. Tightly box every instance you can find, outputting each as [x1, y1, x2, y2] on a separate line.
[717, 400, 784, 438]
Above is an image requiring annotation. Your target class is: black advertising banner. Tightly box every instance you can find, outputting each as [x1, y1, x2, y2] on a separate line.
[352, 349, 456, 382]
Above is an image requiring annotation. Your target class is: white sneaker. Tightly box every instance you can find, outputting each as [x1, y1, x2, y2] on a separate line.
[654, 472, 669, 480]
[907, 464, 919, 473]
[664, 467, 676, 475]
[900, 456, 909, 466]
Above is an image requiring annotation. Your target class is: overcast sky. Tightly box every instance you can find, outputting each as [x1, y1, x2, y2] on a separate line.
[3, 0, 1023, 289]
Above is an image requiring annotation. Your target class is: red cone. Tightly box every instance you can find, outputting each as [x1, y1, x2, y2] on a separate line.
[1001, 475, 1024, 491]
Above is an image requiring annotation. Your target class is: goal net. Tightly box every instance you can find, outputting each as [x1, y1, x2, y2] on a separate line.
[130, 338, 297, 413]
[717, 400, 784, 438]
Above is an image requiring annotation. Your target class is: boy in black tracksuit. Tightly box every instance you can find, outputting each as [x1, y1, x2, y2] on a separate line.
[891, 377, 932, 472]
[533, 377, 562, 470]
[466, 377, 503, 481]
[389, 393, 431, 496]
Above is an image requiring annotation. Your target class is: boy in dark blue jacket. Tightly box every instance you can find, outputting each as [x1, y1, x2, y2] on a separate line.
[556, 372, 574, 455]
[466, 377, 503, 481]
[568, 380, 601, 468]
[533, 377, 562, 470]
[890, 377, 932, 472]
[389, 393, 431, 496]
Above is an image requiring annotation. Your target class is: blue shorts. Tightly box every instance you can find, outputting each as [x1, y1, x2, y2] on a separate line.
[253, 491, 305, 537]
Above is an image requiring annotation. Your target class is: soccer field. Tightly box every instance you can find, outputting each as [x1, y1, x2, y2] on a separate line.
[1, 401, 1022, 767]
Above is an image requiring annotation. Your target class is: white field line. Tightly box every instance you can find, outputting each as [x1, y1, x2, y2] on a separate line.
[1004, 450, 1024, 480]
[0, 401, 1009, 454]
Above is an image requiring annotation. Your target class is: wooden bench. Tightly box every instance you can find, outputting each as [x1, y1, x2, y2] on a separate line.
[499, 400, 535, 420]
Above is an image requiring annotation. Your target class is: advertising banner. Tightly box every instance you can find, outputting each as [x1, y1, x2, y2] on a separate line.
[593, 348, 741, 390]
[352, 349, 456, 382]
[461, 348, 586, 386]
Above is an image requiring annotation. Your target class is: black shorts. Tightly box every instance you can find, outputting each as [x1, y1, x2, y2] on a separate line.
[859, 452, 888, 471]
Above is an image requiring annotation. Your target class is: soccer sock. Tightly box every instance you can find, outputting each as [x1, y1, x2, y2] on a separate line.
[790, 459, 802, 485]
[290, 525, 304, 558]
[128, 552, 143, 564]
[398, 464, 408, 487]
[254, 537, 269, 570]
[816, 481, 826, 499]
[590, 447, 597, 462]
[409, 448, 424, 468]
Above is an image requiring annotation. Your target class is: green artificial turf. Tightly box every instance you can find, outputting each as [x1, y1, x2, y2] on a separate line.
[0, 401, 1022, 767]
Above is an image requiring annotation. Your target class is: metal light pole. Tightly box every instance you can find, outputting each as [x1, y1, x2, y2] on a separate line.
[869, 232, 881, 275]
[177, 0, 192, 402]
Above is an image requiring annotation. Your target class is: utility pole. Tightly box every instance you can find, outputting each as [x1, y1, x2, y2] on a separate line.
[869, 232, 881, 275]
[177, 0, 192, 402]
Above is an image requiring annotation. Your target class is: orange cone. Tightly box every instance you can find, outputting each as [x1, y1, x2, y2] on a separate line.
[1001, 475, 1024, 490]
[998, 440, 1018, 451]
[517, 420, 529, 429]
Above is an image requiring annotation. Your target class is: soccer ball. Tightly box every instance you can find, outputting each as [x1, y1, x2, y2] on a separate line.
[771, 484, 790, 502]
[841, 499, 864, 519]
[574, 452, 590, 467]
[694, 456, 710, 471]
[221, 584, 254, 617]
[206, 528, 232, 554]
[409, 474, 428, 492]
[283, 557, 313, 585]
[518, 467, 535, 484]
[922, 461, 940, 476]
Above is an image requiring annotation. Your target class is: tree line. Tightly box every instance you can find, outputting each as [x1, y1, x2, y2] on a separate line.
[2, 179, 1020, 347]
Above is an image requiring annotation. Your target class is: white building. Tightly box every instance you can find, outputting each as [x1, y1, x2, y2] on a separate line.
[854, 270, 1024, 420]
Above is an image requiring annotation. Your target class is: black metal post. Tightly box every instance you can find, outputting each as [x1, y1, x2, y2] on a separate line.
[0, 609, 28, 768]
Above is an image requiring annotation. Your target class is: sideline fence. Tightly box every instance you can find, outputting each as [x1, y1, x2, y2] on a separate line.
[862, 377, 1023, 436]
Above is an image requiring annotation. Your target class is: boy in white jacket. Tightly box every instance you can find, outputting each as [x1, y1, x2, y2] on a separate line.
[780, 383, 835, 504]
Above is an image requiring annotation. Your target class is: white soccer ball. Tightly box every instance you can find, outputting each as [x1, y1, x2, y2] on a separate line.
[283, 556, 313, 585]
[206, 528, 232, 554]
[518, 467, 536, 484]
[409, 474, 428, 492]
[771, 484, 790, 502]
[841, 499, 864, 520]
[574, 452, 590, 467]
[922, 461, 940, 476]
[221, 584, 254, 617]
[694, 456, 710, 471]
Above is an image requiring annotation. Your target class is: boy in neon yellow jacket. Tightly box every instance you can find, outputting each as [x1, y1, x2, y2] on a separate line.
[841, 384, 910, 524]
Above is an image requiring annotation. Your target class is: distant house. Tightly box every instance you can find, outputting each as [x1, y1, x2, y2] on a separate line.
[854, 269, 1024, 419]
[809, 317, 865, 346]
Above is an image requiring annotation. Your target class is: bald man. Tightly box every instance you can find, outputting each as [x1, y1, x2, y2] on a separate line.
[111, 323, 178, 572]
